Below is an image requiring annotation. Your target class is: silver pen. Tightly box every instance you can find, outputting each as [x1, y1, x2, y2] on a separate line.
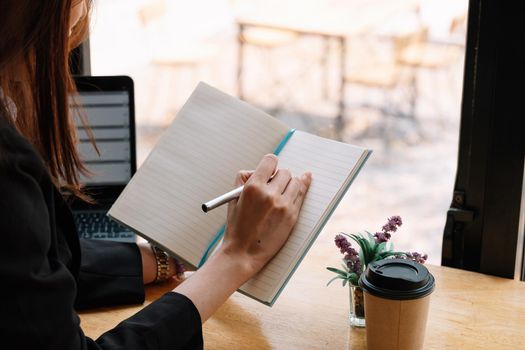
[202, 185, 244, 213]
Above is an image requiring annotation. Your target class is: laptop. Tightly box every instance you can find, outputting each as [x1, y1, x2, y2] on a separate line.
[69, 75, 136, 243]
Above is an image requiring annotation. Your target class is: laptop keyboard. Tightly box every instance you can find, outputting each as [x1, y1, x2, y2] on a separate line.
[74, 211, 135, 243]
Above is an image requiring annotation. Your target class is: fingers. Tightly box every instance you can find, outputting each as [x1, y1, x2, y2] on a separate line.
[294, 172, 312, 206]
[234, 170, 254, 187]
[229, 171, 254, 212]
[249, 154, 278, 184]
[283, 172, 312, 205]
[268, 168, 292, 194]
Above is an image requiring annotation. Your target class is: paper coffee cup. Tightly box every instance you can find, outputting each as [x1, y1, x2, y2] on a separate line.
[359, 259, 435, 350]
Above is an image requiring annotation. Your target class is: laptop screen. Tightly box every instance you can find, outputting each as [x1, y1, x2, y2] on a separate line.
[72, 90, 132, 186]
[69, 76, 136, 209]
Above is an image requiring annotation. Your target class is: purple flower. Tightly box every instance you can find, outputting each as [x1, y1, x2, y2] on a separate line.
[382, 223, 397, 233]
[389, 216, 403, 227]
[344, 252, 362, 275]
[397, 252, 428, 264]
[344, 250, 358, 260]
[334, 234, 362, 274]
[335, 234, 352, 254]
[381, 215, 403, 233]
[373, 231, 391, 243]
[374, 215, 402, 244]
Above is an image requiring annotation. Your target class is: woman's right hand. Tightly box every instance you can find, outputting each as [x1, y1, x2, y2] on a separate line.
[174, 154, 311, 322]
[219, 154, 312, 278]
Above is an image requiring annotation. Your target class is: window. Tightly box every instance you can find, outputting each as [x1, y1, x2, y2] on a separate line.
[88, 0, 469, 266]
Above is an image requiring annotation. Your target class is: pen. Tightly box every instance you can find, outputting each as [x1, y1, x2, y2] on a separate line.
[202, 185, 244, 213]
[202, 169, 282, 213]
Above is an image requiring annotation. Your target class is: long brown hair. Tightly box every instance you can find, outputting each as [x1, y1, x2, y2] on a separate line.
[0, 0, 92, 196]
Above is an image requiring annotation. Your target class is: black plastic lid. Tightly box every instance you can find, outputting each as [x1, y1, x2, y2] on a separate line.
[359, 259, 435, 300]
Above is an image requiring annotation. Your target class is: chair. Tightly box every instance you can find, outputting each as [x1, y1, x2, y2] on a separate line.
[396, 32, 463, 70]
[344, 27, 429, 144]
[237, 24, 299, 112]
[395, 13, 466, 130]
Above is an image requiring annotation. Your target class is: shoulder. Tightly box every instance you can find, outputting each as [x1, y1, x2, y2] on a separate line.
[0, 114, 53, 245]
[0, 112, 46, 182]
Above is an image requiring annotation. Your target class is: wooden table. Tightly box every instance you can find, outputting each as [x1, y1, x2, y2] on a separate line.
[80, 249, 525, 349]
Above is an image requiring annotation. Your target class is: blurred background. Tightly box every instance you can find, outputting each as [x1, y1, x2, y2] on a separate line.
[89, 0, 468, 265]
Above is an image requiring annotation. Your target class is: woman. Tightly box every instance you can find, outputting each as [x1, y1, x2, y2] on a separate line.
[0, 1, 312, 349]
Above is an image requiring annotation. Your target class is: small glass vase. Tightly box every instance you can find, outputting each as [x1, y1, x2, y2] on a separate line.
[349, 284, 366, 327]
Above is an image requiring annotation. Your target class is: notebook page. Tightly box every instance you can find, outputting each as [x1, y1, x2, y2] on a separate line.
[109, 82, 289, 266]
[240, 131, 370, 304]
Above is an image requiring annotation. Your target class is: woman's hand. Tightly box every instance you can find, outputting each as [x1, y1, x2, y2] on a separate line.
[220, 154, 312, 276]
[174, 154, 311, 323]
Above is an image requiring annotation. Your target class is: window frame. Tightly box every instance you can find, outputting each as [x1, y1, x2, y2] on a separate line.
[74, 1, 525, 279]
[441, 0, 525, 279]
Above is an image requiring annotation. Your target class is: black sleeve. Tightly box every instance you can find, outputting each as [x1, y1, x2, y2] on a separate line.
[0, 124, 203, 350]
[92, 292, 203, 350]
[75, 239, 145, 310]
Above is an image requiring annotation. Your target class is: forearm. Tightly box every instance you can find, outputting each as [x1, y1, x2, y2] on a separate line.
[173, 249, 253, 323]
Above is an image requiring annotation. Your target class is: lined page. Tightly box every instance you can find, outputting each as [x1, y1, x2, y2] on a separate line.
[240, 131, 370, 304]
[109, 82, 289, 266]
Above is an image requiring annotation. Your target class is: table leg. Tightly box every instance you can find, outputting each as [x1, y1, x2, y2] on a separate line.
[336, 36, 346, 140]
[237, 23, 245, 99]
[322, 36, 330, 99]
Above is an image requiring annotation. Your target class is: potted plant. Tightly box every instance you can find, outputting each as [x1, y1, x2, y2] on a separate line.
[327, 216, 428, 327]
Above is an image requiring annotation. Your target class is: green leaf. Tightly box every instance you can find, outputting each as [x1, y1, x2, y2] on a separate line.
[348, 272, 359, 286]
[349, 233, 365, 249]
[375, 242, 387, 255]
[348, 233, 361, 243]
[358, 249, 365, 266]
[352, 234, 374, 264]
[377, 252, 391, 259]
[327, 267, 349, 277]
[378, 251, 406, 260]
[365, 231, 376, 246]
[326, 276, 342, 286]
[342, 279, 348, 287]
[366, 243, 376, 262]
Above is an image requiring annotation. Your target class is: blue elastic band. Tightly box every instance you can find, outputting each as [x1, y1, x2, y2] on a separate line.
[272, 128, 296, 154]
[197, 128, 296, 268]
[197, 225, 226, 267]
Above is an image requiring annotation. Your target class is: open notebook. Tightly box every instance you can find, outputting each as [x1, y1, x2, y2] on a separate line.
[108, 82, 371, 306]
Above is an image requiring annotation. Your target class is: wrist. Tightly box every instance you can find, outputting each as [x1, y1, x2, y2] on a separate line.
[138, 243, 185, 284]
[173, 247, 256, 323]
[212, 246, 258, 281]
[138, 243, 157, 284]
[151, 245, 171, 282]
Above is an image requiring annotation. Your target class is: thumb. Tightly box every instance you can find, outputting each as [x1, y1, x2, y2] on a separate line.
[228, 170, 254, 216]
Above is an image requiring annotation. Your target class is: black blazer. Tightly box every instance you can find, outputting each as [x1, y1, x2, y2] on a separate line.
[0, 117, 202, 349]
